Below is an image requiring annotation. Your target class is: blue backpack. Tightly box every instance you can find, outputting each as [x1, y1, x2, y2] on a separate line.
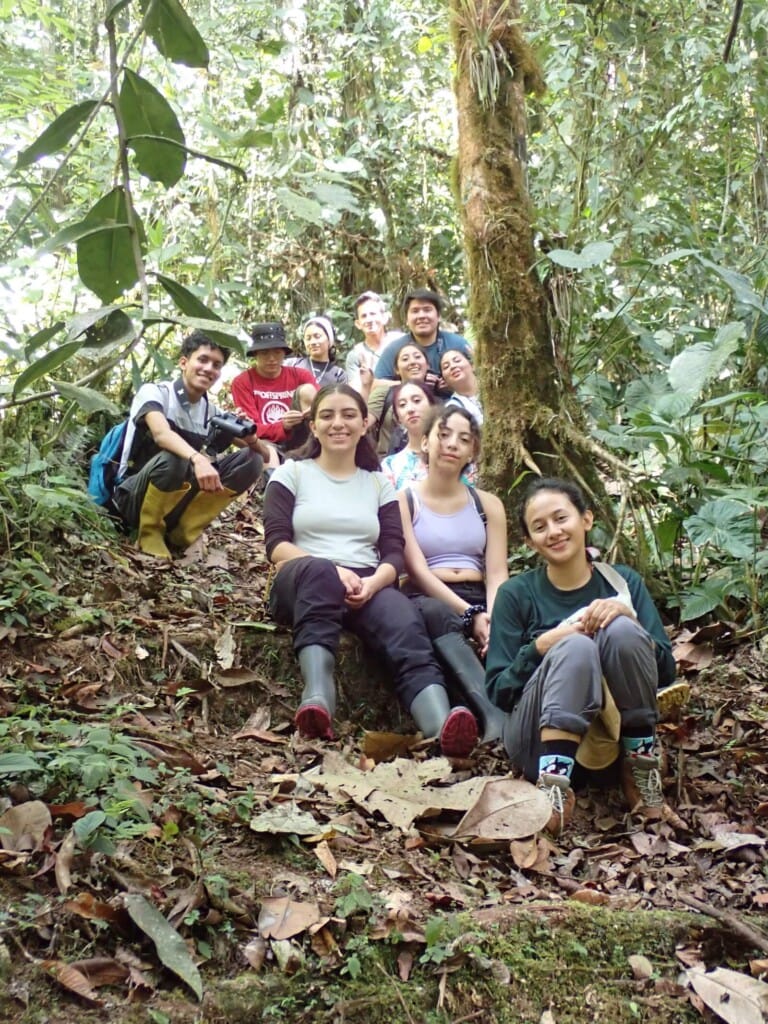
[87, 420, 129, 507]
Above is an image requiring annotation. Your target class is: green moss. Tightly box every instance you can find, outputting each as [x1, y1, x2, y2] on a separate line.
[203, 908, 703, 1024]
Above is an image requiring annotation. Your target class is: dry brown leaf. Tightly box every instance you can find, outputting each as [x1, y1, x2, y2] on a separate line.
[42, 961, 102, 1006]
[243, 937, 267, 971]
[313, 840, 337, 878]
[216, 668, 265, 688]
[309, 926, 338, 958]
[452, 778, 552, 842]
[569, 889, 610, 907]
[54, 828, 76, 895]
[362, 731, 421, 761]
[627, 954, 654, 980]
[398, 949, 414, 982]
[751, 960, 768, 979]
[509, 836, 540, 870]
[258, 896, 321, 941]
[70, 957, 130, 987]
[685, 964, 768, 1024]
[0, 801, 52, 852]
[63, 892, 132, 934]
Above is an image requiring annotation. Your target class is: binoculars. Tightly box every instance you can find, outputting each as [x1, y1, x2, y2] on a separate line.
[204, 411, 257, 456]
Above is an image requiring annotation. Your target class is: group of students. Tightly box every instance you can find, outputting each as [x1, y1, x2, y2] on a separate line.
[107, 314, 679, 839]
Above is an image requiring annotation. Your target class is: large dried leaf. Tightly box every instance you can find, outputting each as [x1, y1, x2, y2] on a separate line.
[452, 779, 552, 842]
[122, 893, 202, 1001]
[312, 752, 502, 831]
[249, 802, 321, 836]
[685, 965, 768, 1024]
[0, 801, 51, 852]
[258, 897, 321, 940]
[55, 828, 77, 894]
[42, 961, 102, 1005]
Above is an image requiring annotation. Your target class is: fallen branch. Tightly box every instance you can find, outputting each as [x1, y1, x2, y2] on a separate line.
[676, 892, 768, 954]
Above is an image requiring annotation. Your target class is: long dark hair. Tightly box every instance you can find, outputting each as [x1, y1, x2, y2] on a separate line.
[295, 384, 381, 471]
[422, 404, 481, 474]
[390, 380, 437, 425]
[518, 477, 588, 537]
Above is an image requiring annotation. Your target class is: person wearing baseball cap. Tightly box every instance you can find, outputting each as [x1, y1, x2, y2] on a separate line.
[373, 288, 473, 396]
[230, 322, 318, 466]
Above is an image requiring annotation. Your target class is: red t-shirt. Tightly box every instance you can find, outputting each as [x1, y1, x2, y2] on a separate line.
[230, 366, 317, 444]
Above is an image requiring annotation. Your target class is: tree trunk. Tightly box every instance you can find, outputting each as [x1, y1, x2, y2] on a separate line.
[450, 0, 609, 521]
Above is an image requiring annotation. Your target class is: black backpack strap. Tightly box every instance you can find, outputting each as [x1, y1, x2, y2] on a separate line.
[405, 486, 415, 521]
[467, 485, 487, 525]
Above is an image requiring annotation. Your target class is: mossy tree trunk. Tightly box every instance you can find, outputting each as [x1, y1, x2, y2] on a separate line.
[450, 0, 613, 524]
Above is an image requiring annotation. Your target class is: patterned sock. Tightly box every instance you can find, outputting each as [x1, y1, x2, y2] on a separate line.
[621, 733, 655, 759]
[539, 739, 578, 780]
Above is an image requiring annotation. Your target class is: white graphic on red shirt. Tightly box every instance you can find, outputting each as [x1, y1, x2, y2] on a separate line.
[263, 399, 290, 424]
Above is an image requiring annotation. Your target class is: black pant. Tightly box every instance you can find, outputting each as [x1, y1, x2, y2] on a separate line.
[269, 556, 446, 708]
[404, 581, 486, 640]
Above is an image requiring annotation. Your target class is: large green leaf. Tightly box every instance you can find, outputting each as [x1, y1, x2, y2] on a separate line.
[683, 498, 757, 560]
[123, 894, 203, 1000]
[65, 304, 124, 343]
[15, 100, 98, 169]
[82, 309, 136, 349]
[76, 189, 144, 303]
[276, 187, 324, 227]
[142, 314, 246, 354]
[120, 69, 186, 187]
[139, 0, 209, 69]
[52, 381, 121, 415]
[37, 220, 131, 258]
[156, 274, 222, 320]
[546, 241, 614, 270]
[25, 323, 65, 359]
[668, 324, 745, 396]
[12, 341, 83, 398]
[0, 753, 43, 774]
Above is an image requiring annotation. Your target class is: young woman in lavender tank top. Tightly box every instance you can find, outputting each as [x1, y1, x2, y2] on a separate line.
[398, 406, 508, 742]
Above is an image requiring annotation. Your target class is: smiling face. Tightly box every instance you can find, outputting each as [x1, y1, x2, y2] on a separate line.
[179, 344, 225, 397]
[405, 299, 440, 344]
[310, 390, 368, 453]
[522, 489, 594, 567]
[355, 298, 388, 341]
[440, 349, 473, 386]
[252, 347, 287, 380]
[396, 344, 429, 382]
[303, 324, 331, 361]
[422, 410, 478, 474]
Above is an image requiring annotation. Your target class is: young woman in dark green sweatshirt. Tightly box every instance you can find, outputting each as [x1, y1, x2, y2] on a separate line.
[486, 477, 678, 836]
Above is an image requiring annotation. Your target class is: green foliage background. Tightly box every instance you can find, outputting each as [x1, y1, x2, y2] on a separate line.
[1, 0, 768, 626]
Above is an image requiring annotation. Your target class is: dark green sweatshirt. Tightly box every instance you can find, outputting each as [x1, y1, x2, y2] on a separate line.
[485, 564, 676, 711]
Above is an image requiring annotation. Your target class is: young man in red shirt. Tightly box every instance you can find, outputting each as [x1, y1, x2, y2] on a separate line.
[231, 322, 318, 467]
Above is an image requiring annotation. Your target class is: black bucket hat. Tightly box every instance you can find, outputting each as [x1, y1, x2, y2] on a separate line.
[247, 321, 291, 356]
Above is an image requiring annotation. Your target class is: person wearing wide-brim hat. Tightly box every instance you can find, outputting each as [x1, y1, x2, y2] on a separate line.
[230, 322, 318, 467]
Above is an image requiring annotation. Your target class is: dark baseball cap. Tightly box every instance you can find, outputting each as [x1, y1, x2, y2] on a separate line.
[247, 321, 292, 356]
[402, 288, 444, 316]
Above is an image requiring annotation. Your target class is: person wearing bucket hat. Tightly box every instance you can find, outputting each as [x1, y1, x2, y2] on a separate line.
[285, 316, 348, 388]
[231, 322, 318, 466]
[485, 477, 683, 837]
[373, 288, 472, 396]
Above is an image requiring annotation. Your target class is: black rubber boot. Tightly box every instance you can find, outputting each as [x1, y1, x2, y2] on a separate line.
[433, 632, 506, 743]
[295, 645, 336, 740]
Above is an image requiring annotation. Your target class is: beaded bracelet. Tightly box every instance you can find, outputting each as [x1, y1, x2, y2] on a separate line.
[461, 603, 486, 637]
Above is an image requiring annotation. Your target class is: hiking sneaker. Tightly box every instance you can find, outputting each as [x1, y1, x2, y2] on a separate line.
[295, 703, 334, 741]
[621, 753, 663, 814]
[537, 772, 575, 838]
[439, 706, 478, 758]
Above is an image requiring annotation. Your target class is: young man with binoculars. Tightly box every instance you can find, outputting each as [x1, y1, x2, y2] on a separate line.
[112, 330, 268, 560]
